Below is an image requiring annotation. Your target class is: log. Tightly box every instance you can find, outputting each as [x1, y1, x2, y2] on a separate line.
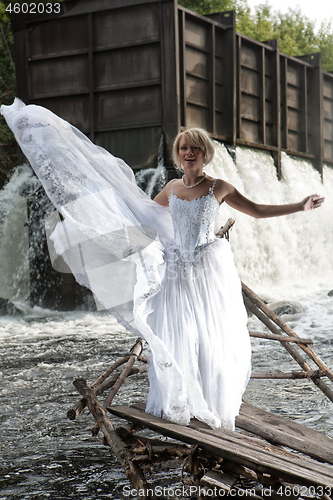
[91, 339, 146, 436]
[220, 460, 258, 482]
[202, 475, 289, 500]
[243, 295, 333, 403]
[97, 364, 147, 396]
[67, 356, 131, 420]
[103, 339, 146, 408]
[242, 282, 333, 383]
[67, 399, 86, 421]
[132, 444, 190, 456]
[67, 338, 147, 421]
[73, 378, 155, 499]
[67, 364, 147, 420]
[216, 218, 235, 239]
[138, 356, 148, 364]
[201, 470, 273, 500]
[91, 356, 131, 389]
[249, 330, 313, 345]
[251, 370, 324, 379]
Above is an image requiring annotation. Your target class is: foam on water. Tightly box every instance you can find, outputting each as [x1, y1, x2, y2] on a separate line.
[206, 143, 333, 295]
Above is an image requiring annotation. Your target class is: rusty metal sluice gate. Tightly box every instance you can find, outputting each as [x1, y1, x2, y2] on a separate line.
[12, 0, 333, 179]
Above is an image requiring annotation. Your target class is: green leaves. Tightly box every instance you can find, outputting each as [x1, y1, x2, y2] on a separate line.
[179, 0, 238, 14]
[0, 1, 16, 182]
[179, 0, 333, 71]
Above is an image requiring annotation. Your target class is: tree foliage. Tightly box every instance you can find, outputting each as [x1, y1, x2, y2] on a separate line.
[179, 0, 333, 71]
[0, 0, 16, 180]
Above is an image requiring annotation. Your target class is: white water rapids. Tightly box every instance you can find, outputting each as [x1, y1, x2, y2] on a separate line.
[1, 145, 333, 499]
[206, 143, 333, 294]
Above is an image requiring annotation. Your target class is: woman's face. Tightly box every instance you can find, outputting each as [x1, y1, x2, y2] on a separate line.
[178, 139, 205, 170]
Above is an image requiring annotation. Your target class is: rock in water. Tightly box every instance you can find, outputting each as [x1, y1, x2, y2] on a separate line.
[268, 300, 304, 317]
[0, 297, 24, 316]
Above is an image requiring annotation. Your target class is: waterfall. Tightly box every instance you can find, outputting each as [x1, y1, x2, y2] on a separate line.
[205, 142, 333, 295]
[135, 163, 169, 199]
[0, 165, 55, 308]
[0, 165, 35, 304]
[135, 133, 170, 198]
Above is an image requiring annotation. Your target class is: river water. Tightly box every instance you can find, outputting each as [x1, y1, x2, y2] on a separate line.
[1, 145, 333, 499]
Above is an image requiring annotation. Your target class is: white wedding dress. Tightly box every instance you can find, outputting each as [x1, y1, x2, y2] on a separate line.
[1, 98, 251, 430]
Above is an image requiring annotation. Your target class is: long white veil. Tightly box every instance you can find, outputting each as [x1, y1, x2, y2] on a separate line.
[1, 98, 173, 332]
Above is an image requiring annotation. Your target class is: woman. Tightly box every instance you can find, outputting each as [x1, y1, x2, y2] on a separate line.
[1, 100, 324, 430]
[144, 127, 323, 429]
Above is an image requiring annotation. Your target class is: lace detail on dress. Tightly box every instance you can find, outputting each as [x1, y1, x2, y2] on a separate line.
[64, 170, 87, 187]
[16, 117, 71, 206]
[169, 179, 220, 264]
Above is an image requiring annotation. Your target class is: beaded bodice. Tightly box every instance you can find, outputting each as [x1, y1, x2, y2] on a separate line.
[169, 180, 220, 262]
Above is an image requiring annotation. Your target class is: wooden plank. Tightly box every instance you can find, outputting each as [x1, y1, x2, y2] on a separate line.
[201, 470, 236, 494]
[270, 42, 280, 177]
[236, 402, 333, 465]
[185, 17, 210, 51]
[189, 418, 333, 478]
[185, 46, 209, 78]
[27, 15, 89, 58]
[281, 56, 288, 149]
[240, 42, 260, 71]
[108, 405, 333, 488]
[95, 87, 162, 129]
[93, 3, 160, 49]
[29, 55, 89, 98]
[94, 44, 161, 91]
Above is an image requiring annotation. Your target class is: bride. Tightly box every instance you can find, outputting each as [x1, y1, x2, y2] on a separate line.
[1, 99, 324, 430]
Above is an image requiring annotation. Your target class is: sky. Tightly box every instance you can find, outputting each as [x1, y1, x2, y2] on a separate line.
[246, 0, 333, 31]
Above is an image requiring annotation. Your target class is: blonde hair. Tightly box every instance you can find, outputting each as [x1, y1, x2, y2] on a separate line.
[172, 128, 215, 170]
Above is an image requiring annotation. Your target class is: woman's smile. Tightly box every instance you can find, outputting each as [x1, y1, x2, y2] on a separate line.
[179, 141, 204, 168]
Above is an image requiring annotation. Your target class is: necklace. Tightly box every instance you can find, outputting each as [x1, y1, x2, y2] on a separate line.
[182, 172, 206, 189]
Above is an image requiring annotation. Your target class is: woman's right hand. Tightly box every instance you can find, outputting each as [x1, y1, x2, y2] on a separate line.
[301, 195, 325, 211]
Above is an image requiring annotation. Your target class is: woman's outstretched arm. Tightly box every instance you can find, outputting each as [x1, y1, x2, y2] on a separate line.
[215, 180, 324, 218]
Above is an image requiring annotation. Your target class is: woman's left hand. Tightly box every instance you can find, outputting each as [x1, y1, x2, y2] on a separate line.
[301, 194, 325, 211]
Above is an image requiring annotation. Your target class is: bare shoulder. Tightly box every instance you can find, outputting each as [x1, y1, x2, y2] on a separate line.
[153, 179, 178, 206]
[211, 178, 235, 203]
[164, 178, 180, 195]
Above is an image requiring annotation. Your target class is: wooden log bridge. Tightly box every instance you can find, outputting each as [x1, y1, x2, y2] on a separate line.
[68, 282, 333, 499]
[109, 403, 333, 490]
